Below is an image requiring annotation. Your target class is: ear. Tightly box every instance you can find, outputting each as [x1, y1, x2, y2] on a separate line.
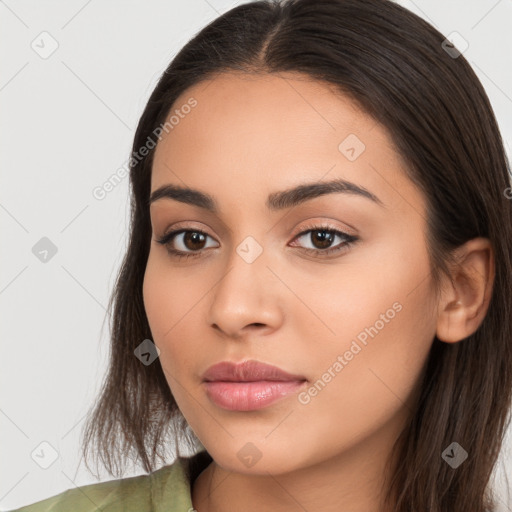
[436, 237, 495, 343]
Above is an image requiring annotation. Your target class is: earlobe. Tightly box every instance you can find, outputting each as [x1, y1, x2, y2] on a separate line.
[435, 238, 495, 343]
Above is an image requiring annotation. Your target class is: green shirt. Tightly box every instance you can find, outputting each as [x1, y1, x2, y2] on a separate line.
[8, 450, 213, 512]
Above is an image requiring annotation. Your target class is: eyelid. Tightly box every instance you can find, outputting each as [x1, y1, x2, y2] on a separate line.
[292, 218, 357, 238]
[161, 220, 215, 237]
[159, 219, 354, 243]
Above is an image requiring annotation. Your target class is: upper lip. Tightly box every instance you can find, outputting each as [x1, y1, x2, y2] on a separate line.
[202, 360, 307, 382]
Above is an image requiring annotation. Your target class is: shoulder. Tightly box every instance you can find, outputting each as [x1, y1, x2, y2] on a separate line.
[7, 454, 201, 512]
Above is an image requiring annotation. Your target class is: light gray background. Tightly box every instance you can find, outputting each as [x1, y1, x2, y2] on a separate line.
[1, 0, 511, 510]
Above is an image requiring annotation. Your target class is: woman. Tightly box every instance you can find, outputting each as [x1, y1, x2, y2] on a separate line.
[11, 0, 512, 511]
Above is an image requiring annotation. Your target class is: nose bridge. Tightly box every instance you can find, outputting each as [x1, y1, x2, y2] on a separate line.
[220, 206, 272, 273]
[207, 230, 284, 335]
[219, 231, 272, 298]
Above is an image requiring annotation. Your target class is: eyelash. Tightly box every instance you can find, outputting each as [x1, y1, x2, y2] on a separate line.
[155, 223, 359, 261]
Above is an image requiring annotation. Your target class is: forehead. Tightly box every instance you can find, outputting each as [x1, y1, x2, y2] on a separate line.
[150, 71, 420, 215]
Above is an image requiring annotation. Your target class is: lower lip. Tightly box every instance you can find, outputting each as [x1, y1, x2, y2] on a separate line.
[204, 380, 307, 411]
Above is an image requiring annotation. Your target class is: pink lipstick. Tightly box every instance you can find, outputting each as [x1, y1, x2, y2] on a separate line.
[202, 360, 307, 411]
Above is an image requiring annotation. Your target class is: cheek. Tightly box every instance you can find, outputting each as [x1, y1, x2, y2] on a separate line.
[295, 233, 435, 442]
[142, 253, 170, 341]
[142, 254, 184, 364]
[300, 303, 433, 454]
[142, 250, 199, 339]
[142, 251, 207, 383]
[297, 230, 434, 346]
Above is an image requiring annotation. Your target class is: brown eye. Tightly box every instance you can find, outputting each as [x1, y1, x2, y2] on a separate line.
[182, 231, 207, 251]
[290, 225, 359, 257]
[308, 229, 335, 249]
[156, 229, 219, 258]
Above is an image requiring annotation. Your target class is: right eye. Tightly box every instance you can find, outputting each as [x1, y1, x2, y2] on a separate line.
[156, 229, 219, 259]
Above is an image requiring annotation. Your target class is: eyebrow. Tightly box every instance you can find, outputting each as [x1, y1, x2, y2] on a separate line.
[148, 178, 384, 212]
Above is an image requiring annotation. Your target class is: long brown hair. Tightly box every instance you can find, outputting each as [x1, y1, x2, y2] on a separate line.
[81, 1, 512, 510]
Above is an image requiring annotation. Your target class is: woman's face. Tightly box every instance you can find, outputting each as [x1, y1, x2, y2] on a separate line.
[143, 71, 439, 475]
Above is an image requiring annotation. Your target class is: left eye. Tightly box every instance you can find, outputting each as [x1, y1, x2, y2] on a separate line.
[290, 226, 358, 254]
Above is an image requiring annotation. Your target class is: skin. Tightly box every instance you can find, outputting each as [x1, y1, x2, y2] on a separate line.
[142, 71, 494, 512]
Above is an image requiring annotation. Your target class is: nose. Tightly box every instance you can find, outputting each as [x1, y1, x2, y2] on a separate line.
[207, 243, 285, 340]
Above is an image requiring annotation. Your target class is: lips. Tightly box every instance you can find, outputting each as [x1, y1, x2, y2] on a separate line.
[202, 359, 307, 383]
[202, 360, 308, 411]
